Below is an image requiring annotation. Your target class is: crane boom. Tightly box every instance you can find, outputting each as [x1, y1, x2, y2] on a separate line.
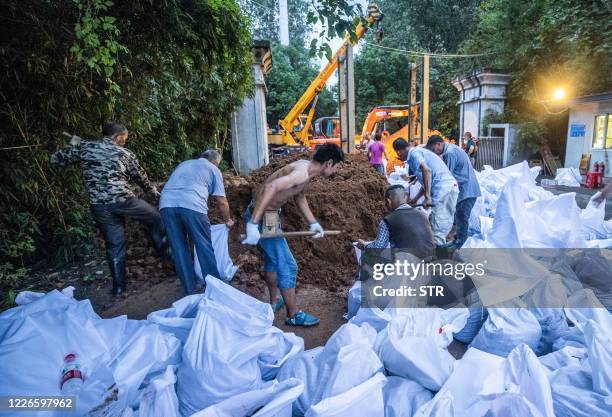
[278, 4, 383, 146]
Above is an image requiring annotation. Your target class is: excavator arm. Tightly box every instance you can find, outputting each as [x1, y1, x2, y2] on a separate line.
[278, 3, 383, 147]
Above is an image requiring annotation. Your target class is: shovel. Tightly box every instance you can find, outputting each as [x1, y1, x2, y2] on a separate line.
[240, 230, 343, 240]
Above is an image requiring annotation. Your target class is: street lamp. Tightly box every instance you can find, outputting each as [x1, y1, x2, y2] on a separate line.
[552, 87, 566, 101]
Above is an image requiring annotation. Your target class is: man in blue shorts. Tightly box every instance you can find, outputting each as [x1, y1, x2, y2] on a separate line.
[242, 143, 344, 327]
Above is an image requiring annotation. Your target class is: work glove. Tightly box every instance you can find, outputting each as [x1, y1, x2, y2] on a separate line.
[242, 222, 261, 245]
[309, 221, 324, 239]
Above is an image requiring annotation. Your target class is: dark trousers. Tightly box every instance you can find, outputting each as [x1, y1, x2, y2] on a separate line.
[453, 197, 476, 248]
[91, 198, 164, 264]
[160, 207, 219, 294]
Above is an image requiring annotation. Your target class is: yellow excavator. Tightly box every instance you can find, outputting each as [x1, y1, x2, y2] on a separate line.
[267, 3, 383, 153]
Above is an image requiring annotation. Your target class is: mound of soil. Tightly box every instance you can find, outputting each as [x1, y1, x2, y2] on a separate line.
[210, 153, 389, 292]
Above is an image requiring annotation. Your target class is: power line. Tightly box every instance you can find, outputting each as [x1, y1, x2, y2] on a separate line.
[364, 43, 496, 58]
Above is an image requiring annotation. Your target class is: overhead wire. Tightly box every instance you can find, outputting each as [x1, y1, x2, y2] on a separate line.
[363, 42, 496, 58]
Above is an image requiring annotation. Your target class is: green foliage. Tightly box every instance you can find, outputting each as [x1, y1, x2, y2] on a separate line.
[354, 0, 482, 136]
[266, 43, 337, 127]
[0, 0, 253, 273]
[460, 0, 612, 154]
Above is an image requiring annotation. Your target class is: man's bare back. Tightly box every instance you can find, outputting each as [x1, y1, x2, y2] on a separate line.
[253, 160, 312, 211]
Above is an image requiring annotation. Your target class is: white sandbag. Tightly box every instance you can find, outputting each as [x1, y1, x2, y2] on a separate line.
[583, 320, 612, 397]
[304, 373, 387, 417]
[476, 392, 546, 417]
[564, 288, 612, 331]
[137, 366, 180, 417]
[276, 323, 380, 417]
[413, 391, 455, 417]
[383, 376, 433, 417]
[258, 329, 304, 381]
[277, 347, 323, 416]
[539, 345, 587, 372]
[0, 291, 181, 416]
[549, 366, 611, 417]
[191, 378, 304, 417]
[310, 323, 381, 407]
[177, 276, 303, 416]
[419, 348, 504, 414]
[472, 344, 555, 417]
[423, 344, 553, 417]
[348, 307, 391, 332]
[14, 286, 75, 306]
[311, 343, 383, 408]
[580, 195, 610, 239]
[471, 308, 541, 357]
[554, 167, 581, 187]
[374, 310, 458, 391]
[194, 224, 238, 282]
[147, 294, 204, 342]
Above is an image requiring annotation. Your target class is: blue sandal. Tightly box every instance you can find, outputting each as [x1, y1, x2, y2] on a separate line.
[285, 310, 320, 327]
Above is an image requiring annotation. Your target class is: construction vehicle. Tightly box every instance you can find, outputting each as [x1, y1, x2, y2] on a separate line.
[268, 3, 383, 155]
[357, 104, 449, 158]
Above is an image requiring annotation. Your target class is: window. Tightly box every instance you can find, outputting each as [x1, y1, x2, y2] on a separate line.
[592, 114, 612, 149]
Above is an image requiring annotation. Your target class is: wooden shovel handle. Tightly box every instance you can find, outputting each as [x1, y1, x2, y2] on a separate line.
[240, 230, 343, 240]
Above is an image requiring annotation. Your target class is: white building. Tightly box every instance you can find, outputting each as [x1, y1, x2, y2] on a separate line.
[564, 92, 612, 177]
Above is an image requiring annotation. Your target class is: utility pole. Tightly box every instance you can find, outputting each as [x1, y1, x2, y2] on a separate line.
[338, 44, 356, 154]
[279, 0, 289, 46]
[420, 54, 430, 144]
[408, 63, 417, 142]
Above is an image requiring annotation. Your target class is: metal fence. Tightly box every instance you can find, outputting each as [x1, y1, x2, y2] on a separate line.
[474, 136, 504, 170]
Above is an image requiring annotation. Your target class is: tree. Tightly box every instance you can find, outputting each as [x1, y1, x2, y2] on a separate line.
[354, 0, 482, 136]
[265, 43, 337, 128]
[0, 0, 253, 272]
[460, 0, 612, 154]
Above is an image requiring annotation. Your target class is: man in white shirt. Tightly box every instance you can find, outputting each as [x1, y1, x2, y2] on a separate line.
[160, 150, 233, 294]
[392, 138, 459, 245]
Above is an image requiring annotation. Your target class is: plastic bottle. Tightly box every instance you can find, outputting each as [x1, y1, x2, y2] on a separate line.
[60, 353, 83, 394]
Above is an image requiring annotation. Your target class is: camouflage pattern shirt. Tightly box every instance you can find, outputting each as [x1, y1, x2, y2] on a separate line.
[50, 137, 156, 205]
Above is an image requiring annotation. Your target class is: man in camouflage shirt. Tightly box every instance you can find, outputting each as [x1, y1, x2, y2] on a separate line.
[51, 122, 165, 295]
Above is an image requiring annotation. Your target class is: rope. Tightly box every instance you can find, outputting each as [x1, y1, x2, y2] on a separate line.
[0, 144, 43, 151]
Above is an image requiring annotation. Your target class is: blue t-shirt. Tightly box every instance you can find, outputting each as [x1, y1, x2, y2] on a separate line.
[160, 158, 225, 214]
[442, 143, 481, 202]
[408, 147, 457, 203]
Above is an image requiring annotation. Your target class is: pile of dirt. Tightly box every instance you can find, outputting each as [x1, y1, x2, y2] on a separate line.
[210, 152, 389, 293]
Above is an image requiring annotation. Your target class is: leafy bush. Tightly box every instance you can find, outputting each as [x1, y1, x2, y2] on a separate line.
[0, 0, 253, 269]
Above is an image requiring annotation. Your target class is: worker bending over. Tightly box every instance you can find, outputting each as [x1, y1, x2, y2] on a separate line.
[392, 138, 459, 246]
[357, 185, 435, 259]
[427, 135, 481, 248]
[51, 122, 166, 295]
[242, 143, 345, 327]
[160, 150, 234, 295]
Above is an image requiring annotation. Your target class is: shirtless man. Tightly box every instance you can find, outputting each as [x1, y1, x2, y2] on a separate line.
[242, 143, 345, 326]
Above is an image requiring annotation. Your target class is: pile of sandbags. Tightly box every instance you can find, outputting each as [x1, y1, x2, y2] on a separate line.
[1, 276, 304, 417]
[464, 161, 612, 248]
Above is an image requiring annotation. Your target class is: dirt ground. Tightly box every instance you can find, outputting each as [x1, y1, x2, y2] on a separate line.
[14, 153, 388, 349]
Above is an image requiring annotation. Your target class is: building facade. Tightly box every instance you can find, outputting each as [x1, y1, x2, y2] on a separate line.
[564, 92, 612, 177]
